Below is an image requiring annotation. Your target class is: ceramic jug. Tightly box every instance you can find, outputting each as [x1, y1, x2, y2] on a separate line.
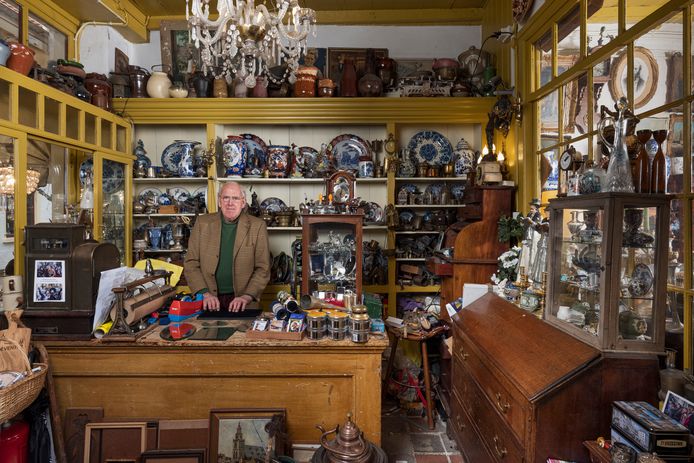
[294, 66, 319, 97]
[146, 65, 172, 98]
[252, 76, 268, 97]
[358, 50, 382, 97]
[453, 138, 475, 177]
[128, 65, 150, 98]
[340, 58, 358, 97]
[7, 41, 34, 76]
[0, 40, 11, 66]
[213, 77, 228, 98]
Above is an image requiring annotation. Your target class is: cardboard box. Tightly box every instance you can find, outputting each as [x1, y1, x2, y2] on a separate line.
[612, 401, 690, 455]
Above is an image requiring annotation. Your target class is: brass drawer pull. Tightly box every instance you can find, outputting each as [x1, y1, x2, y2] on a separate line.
[455, 414, 465, 431]
[495, 392, 510, 413]
[493, 435, 507, 459]
[460, 349, 469, 360]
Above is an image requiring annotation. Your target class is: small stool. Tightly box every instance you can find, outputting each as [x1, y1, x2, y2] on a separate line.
[383, 324, 448, 429]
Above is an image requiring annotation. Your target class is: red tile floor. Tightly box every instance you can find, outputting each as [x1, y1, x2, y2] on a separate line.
[381, 396, 463, 463]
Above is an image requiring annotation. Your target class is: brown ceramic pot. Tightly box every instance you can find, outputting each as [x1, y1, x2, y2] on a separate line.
[84, 73, 112, 111]
[7, 42, 34, 76]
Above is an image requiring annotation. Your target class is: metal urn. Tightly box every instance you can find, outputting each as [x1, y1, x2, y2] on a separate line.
[312, 414, 386, 463]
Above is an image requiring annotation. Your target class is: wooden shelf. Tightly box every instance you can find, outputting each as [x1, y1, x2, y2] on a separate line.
[218, 177, 387, 183]
[397, 285, 440, 292]
[113, 97, 495, 124]
[395, 230, 443, 234]
[133, 177, 209, 183]
[396, 258, 426, 261]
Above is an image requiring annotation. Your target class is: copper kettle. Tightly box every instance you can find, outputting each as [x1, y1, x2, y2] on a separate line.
[316, 414, 373, 463]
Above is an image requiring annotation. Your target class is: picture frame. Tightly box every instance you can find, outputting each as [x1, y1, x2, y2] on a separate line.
[209, 409, 287, 463]
[140, 449, 206, 463]
[159, 20, 202, 84]
[662, 391, 694, 431]
[608, 46, 658, 109]
[327, 47, 388, 83]
[667, 113, 684, 157]
[299, 47, 327, 78]
[395, 58, 433, 80]
[84, 422, 147, 463]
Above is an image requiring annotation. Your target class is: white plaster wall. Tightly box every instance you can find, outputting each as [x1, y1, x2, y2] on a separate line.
[78, 25, 480, 74]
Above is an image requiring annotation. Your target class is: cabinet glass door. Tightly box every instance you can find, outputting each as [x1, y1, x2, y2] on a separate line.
[100, 158, 126, 262]
[618, 205, 658, 343]
[306, 222, 358, 296]
[550, 206, 605, 336]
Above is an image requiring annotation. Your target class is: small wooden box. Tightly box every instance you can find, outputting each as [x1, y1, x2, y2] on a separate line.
[245, 329, 303, 341]
[158, 205, 177, 214]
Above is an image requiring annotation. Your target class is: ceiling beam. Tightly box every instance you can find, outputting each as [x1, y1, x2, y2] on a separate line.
[148, 8, 483, 30]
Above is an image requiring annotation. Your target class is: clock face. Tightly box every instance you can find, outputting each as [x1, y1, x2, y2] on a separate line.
[559, 150, 574, 171]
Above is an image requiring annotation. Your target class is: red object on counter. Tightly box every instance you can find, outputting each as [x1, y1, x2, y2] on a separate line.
[0, 419, 29, 463]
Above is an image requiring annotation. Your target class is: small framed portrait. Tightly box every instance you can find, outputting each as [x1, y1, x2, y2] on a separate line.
[209, 409, 287, 463]
[608, 46, 658, 109]
[662, 391, 694, 432]
[140, 449, 206, 463]
[252, 318, 269, 331]
[299, 47, 327, 77]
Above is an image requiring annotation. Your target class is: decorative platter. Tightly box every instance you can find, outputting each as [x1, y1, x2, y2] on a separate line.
[299, 146, 319, 174]
[260, 197, 287, 213]
[628, 263, 654, 297]
[138, 187, 162, 205]
[328, 134, 371, 171]
[80, 159, 124, 194]
[407, 131, 453, 166]
[167, 187, 190, 203]
[241, 133, 267, 177]
[398, 209, 416, 227]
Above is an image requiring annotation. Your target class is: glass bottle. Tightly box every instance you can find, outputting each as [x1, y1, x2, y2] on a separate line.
[599, 97, 634, 192]
[358, 49, 383, 97]
[635, 129, 652, 194]
[650, 129, 667, 194]
[659, 348, 685, 400]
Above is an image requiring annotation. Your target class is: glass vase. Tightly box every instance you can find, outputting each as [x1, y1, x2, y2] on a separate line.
[599, 98, 634, 193]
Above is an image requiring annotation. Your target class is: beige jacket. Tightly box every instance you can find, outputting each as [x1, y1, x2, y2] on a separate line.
[184, 212, 271, 300]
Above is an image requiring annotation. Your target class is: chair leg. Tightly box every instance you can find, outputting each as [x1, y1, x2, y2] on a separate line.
[421, 340, 435, 430]
[384, 334, 399, 389]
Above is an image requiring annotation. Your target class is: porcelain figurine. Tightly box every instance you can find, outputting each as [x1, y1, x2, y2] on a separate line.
[290, 145, 304, 178]
[223, 135, 247, 177]
[453, 138, 475, 177]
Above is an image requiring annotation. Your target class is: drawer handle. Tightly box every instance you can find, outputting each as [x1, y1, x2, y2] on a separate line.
[455, 414, 465, 431]
[493, 435, 507, 459]
[495, 392, 510, 414]
[460, 349, 469, 360]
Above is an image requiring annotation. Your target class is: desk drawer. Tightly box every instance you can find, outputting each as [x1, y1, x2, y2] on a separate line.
[450, 386, 495, 463]
[455, 335, 529, 443]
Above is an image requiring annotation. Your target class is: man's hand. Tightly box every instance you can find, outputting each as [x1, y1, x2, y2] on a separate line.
[202, 292, 220, 311]
[228, 295, 253, 312]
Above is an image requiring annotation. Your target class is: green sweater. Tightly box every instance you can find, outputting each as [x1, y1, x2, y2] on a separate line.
[215, 218, 238, 294]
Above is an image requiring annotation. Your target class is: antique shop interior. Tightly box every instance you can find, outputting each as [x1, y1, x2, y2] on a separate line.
[1, 0, 694, 462]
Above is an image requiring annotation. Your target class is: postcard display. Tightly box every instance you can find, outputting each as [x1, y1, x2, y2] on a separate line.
[545, 193, 670, 354]
[23, 223, 120, 336]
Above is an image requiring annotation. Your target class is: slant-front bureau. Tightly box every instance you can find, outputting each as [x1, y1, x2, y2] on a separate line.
[450, 293, 658, 462]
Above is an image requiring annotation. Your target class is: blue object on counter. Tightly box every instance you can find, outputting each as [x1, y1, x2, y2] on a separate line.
[371, 318, 385, 333]
[158, 316, 171, 325]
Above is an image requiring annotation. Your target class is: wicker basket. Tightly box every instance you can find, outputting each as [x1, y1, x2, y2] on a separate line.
[0, 337, 47, 423]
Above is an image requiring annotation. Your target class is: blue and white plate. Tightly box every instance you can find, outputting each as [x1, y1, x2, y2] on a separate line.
[398, 183, 418, 196]
[138, 187, 162, 205]
[450, 184, 466, 202]
[299, 146, 319, 173]
[425, 183, 444, 200]
[161, 140, 200, 175]
[407, 130, 453, 166]
[167, 187, 190, 203]
[260, 197, 287, 213]
[399, 209, 415, 226]
[241, 133, 267, 177]
[80, 159, 124, 194]
[328, 134, 371, 171]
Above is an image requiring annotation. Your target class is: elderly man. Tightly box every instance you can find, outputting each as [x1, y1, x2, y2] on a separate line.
[184, 182, 271, 312]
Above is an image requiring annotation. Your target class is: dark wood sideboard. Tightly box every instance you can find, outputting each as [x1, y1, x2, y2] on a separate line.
[450, 293, 659, 463]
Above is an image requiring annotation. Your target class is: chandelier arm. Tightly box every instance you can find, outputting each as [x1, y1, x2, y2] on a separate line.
[189, 0, 237, 29]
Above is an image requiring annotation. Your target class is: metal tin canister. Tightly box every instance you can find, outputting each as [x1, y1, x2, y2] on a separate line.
[350, 304, 370, 343]
[306, 310, 328, 339]
[328, 311, 348, 340]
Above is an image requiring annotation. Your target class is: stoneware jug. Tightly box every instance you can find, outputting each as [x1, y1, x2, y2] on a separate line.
[7, 41, 34, 76]
[146, 65, 172, 98]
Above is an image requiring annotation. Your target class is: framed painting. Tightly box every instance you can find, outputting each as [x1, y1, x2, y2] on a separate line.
[209, 409, 287, 463]
[608, 46, 658, 109]
[159, 20, 202, 84]
[395, 58, 432, 80]
[327, 47, 388, 82]
[299, 47, 327, 77]
[667, 113, 684, 158]
[84, 422, 147, 463]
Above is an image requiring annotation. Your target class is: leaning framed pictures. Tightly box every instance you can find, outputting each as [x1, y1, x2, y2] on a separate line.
[209, 409, 287, 463]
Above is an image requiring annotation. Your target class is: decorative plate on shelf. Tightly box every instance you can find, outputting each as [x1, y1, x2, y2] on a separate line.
[628, 263, 654, 297]
[299, 146, 319, 173]
[451, 184, 466, 202]
[424, 183, 444, 202]
[407, 130, 453, 166]
[398, 209, 416, 227]
[81, 159, 124, 194]
[363, 202, 384, 224]
[260, 197, 287, 213]
[167, 187, 190, 203]
[397, 183, 418, 196]
[137, 187, 162, 206]
[328, 134, 371, 171]
[191, 186, 207, 198]
[241, 133, 267, 177]
[161, 140, 200, 175]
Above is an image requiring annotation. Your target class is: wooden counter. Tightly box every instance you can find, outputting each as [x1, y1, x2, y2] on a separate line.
[41, 321, 389, 445]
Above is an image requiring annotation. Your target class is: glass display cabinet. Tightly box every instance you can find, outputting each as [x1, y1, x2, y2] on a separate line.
[545, 193, 670, 354]
[99, 158, 127, 262]
[301, 213, 363, 299]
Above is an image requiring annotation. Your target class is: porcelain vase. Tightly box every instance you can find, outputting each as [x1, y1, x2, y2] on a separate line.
[223, 136, 247, 177]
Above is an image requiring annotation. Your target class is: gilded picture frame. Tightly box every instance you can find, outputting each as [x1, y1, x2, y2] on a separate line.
[608, 47, 658, 109]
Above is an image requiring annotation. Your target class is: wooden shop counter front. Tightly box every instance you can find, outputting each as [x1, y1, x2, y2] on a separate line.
[41, 322, 389, 445]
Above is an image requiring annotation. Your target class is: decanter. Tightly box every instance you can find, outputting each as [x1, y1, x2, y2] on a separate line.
[599, 97, 635, 192]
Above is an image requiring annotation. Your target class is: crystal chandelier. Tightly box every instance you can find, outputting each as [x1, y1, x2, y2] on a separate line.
[187, 0, 316, 88]
[0, 163, 40, 195]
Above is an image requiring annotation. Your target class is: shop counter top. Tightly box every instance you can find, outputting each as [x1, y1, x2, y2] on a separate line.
[41, 320, 389, 445]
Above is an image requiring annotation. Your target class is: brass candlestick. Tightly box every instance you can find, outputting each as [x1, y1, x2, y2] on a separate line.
[537, 271, 548, 316]
[515, 266, 529, 304]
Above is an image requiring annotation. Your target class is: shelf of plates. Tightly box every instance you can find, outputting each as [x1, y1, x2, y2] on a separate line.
[113, 97, 493, 316]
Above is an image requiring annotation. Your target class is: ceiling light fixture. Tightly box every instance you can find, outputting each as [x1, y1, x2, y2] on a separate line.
[186, 0, 317, 88]
[0, 163, 40, 195]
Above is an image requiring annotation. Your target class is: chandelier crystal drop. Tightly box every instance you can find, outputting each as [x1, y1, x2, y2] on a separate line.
[186, 0, 317, 88]
[0, 163, 40, 195]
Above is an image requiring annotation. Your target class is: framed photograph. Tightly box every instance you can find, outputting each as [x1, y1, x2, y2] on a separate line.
[140, 449, 206, 463]
[209, 409, 287, 463]
[299, 47, 327, 77]
[160, 20, 202, 84]
[114, 47, 129, 74]
[84, 422, 147, 463]
[327, 47, 388, 83]
[608, 46, 658, 109]
[662, 391, 694, 431]
[395, 58, 432, 79]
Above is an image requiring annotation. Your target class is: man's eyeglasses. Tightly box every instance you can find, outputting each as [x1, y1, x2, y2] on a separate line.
[220, 196, 244, 203]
